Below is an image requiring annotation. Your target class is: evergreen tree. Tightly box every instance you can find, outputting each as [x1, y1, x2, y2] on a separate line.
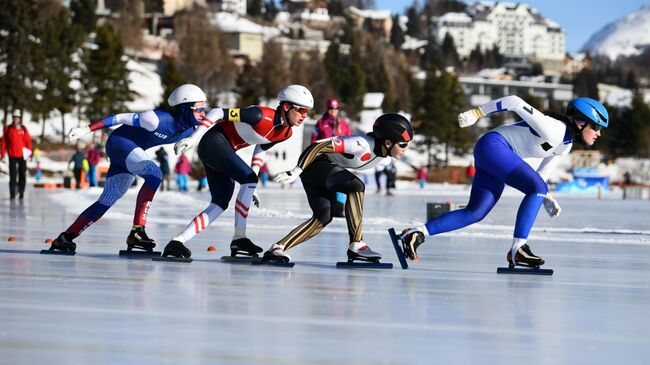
[414, 68, 468, 167]
[390, 15, 405, 50]
[158, 56, 187, 112]
[0, 0, 41, 125]
[573, 69, 599, 99]
[144, 0, 164, 13]
[248, 0, 262, 17]
[36, 5, 80, 143]
[604, 93, 650, 157]
[80, 24, 133, 135]
[441, 33, 460, 68]
[70, 0, 97, 37]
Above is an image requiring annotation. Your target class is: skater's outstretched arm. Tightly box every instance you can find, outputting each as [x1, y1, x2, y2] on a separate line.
[459, 96, 553, 138]
[273, 140, 336, 184]
[174, 108, 225, 154]
[68, 110, 181, 141]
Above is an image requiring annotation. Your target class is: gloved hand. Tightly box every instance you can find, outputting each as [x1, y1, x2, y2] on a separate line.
[400, 225, 427, 241]
[399, 225, 427, 260]
[457, 107, 485, 128]
[174, 134, 199, 155]
[68, 126, 91, 141]
[252, 191, 261, 207]
[274, 166, 303, 185]
[543, 195, 561, 217]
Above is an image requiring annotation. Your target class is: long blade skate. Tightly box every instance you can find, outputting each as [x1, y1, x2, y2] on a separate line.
[152, 256, 192, 263]
[252, 260, 294, 268]
[388, 228, 408, 269]
[119, 249, 161, 258]
[40, 248, 75, 256]
[497, 266, 553, 275]
[221, 256, 262, 263]
[336, 262, 392, 269]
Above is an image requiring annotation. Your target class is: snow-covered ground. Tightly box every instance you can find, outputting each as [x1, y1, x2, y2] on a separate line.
[0, 181, 649, 364]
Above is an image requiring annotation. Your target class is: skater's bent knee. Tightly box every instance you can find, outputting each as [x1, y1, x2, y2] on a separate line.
[314, 210, 333, 226]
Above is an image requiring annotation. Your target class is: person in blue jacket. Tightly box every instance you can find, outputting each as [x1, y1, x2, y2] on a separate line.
[47, 84, 208, 254]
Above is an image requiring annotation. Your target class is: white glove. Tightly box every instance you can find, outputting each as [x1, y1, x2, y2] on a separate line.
[543, 195, 561, 217]
[274, 166, 303, 184]
[174, 134, 199, 155]
[458, 107, 485, 128]
[68, 126, 91, 141]
[252, 191, 261, 207]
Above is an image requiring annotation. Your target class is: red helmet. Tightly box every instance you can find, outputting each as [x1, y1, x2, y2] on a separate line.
[326, 98, 340, 109]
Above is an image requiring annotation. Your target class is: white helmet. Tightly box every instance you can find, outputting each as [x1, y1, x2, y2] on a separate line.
[277, 84, 314, 109]
[167, 84, 207, 107]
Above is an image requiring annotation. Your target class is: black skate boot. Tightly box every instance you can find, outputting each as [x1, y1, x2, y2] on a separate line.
[400, 228, 425, 260]
[126, 226, 156, 252]
[162, 240, 191, 258]
[120, 227, 160, 257]
[41, 232, 77, 255]
[506, 244, 545, 269]
[230, 238, 263, 257]
[152, 240, 193, 263]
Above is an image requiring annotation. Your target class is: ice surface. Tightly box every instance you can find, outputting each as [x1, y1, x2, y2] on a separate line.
[1, 182, 649, 364]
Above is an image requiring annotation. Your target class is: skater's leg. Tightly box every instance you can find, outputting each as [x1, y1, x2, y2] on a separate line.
[125, 148, 162, 227]
[17, 158, 26, 197]
[66, 168, 134, 237]
[173, 202, 225, 243]
[424, 170, 503, 235]
[173, 165, 232, 244]
[504, 162, 548, 239]
[8, 157, 18, 198]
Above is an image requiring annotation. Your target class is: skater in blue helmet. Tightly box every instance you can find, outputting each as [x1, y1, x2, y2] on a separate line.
[400, 96, 609, 268]
[46, 84, 208, 254]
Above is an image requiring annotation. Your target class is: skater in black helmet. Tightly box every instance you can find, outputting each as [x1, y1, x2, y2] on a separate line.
[262, 113, 413, 263]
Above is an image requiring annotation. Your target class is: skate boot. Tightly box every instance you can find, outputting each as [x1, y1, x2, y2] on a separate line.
[230, 237, 263, 257]
[49, 232, 77, 253]
[162, 240, 191, 259]
[126, 226, 156, 252]
[261, 244, 292, 263]
[506, 244, 545, 269]
[400, 228, 425, 260]
[347, 241, 382, 263]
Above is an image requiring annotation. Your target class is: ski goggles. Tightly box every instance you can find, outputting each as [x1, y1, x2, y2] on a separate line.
[191, 106, 208, 113]
[291, 105, 310, 116]
[395, 141, 409, 148]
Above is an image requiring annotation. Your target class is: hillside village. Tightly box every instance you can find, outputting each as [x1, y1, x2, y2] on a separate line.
[2, 0, 650, 186]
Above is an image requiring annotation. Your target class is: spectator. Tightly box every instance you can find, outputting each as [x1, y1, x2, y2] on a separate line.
[155, 147, 171, 191]
[174, 153, 191, 191]
[312, 98, 352, 217]
[68, 146, 87, 189]
[466, 161, 476, 187]
[1, 110, 33, 199]
[417, 166, 427, 189]
[33, 148, 42, 181]
[259, 162, 269, 187]
[85, 142, 102, 187]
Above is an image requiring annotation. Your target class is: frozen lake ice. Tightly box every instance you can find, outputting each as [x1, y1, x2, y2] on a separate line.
[1, 181, 649, 364]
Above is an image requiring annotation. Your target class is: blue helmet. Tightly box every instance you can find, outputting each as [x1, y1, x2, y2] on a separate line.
[566, 97, 609, 129]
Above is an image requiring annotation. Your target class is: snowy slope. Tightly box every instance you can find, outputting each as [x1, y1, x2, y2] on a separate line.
[581, 5, 650, 59]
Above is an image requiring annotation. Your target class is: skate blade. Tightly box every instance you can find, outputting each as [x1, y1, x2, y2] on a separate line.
[497, 267, 553, 275]
[221, 256, 262, 263]
[251, 260, 294, 268]
[336, 262, 393, 269]
[388, 228, 409, 269]
[118, 250, 161, 258]
[152, 256, 192, 263]
[40, 249, 75, 256]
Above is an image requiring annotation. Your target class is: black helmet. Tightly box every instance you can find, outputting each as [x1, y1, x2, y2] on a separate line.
[372, 113, 413, 142]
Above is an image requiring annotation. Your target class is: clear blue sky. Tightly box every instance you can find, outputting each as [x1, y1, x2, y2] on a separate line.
[374, 0, 649, 52]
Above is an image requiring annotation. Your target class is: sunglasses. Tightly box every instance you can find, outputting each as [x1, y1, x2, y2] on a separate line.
[396, 141, 409, 148]
[589, 122, 603, 132]
[292, 105, 309, 116]
[191, 106, 207, 113]
[328, 107, 339, 110]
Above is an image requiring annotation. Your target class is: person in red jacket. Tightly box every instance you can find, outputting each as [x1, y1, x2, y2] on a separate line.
[1, 110, 33, 200]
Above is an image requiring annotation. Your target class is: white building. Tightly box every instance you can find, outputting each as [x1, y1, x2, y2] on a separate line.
[217, 0, 247, 16]
[433, 2, 565, 73]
